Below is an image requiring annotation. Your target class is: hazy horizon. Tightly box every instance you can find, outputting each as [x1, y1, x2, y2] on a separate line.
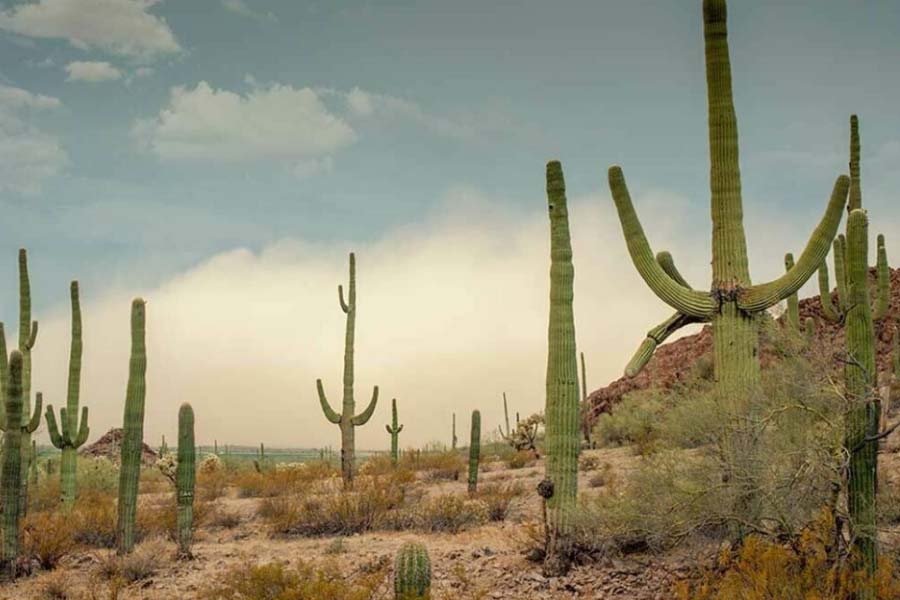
[2, 1, 899, 449]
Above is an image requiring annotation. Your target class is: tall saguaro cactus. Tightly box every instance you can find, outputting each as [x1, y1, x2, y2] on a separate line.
[499, 392, 511, 440]
[116, 298, 148, 555]
[818, 116, 891, 324]
[176, 403, 196, 559]
[1, 351, 24, 579]
[45, 281, 91, 508]
[844, 210, 879, 593]
[385, 398, 403, 466]
[467, 410, 480, 493]
[316, 253, 379, 488]
[543, 161, 581, 575]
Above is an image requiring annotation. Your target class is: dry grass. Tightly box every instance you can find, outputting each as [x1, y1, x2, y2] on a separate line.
[22, 510, 79, 569]
[416, 493, 486, 533]
[473, 482, 524, 522]
[199, 560, 389, 600]
[96, 538, 171, 584]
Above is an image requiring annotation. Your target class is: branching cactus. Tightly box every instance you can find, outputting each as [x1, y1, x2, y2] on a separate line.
[176, 403, 195, 559]
[116, 298, 147, 555]
[844, 209, 879, 591]
[498, 392, 511, 441]
[1, 351, 24, 578]
[394, 542, 431, 600]
[609, 1, 848, 539]
[468, 409, 480, 493]
[818, 116, 891, 323]
[0, 251, 41, 519]
[316, 253, 379, 489]
[385, 398, 403, 466]
[45, 281, 91, 509]
[543, 161, 581, 576]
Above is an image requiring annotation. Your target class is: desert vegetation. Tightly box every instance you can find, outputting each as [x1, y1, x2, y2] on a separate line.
[1, 1, 900, 599]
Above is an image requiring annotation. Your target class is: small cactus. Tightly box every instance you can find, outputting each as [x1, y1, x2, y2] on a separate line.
[468, 410, 480, 493]
[116, 298, 148, 555]
[394, 542, 431, 600]
[385, 398, 403, 466]
[176, 403, 195, 559]
[451, 413, 457, 450]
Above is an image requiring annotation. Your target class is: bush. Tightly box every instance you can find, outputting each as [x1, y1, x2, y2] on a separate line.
[417, 493, 486, 533]
[674, 517, 900, 600]
[22, 510, 78, 569]
[594, 392, 663, 450]
[72, 489, 118, 548]
[474, 483, 524, 522]
[200, 560, 388, 600]
[78, 457, 119, 495]
[505, 450, 535, 470]
[96, 537, 171, 584]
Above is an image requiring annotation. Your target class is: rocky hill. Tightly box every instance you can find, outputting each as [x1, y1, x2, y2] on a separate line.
[588, 267, 900, 419]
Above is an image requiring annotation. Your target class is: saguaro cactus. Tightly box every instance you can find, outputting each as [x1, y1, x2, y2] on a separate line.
[543, 161, 581, 575]
[580, 352, 592, 447]
[316, 253, 379, 488]
[844, 210, 879, 593]
[818, 116, 891, 323]
[783, 254, 800, 332]
[176, 403, 196, 559]
[1, 351, 24, 578]
[116, 298, 147, 555]
[498, 392, 511, 441]
[394, 542, 431, 600]
[385, 398, 403, 466]
[451, 413, 457, 450]
[45, 281, 91, 509]
[468, 409, 480, 493]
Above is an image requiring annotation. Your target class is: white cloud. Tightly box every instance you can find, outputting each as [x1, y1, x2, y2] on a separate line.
[221, 0, 276, 23]
[65, 60, 122, 82]
[0, 84, 68, 194]
[341, 86, 477, 140]
[0, 0, 181, 61]
[292, 156, 333, 179]
[132, 81, 357, 164]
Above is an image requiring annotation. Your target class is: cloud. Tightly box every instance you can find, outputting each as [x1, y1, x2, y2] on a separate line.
[65, 60, 122, 82]
[0, 0, 181, 61]
[221, 0, 276, 23]
[132, 81, 357, 168]
[341, 86, 478, 140]
[0, 84, 68, 194]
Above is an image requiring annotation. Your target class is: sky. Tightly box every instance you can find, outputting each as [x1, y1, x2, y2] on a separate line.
[0, 0, 899, 449]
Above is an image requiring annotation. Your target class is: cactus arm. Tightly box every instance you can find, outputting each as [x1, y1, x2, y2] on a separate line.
[396, 424, 403, 433]
[607, 166, 717, 319]
[655, 251, 690, 288]
[0, 323, 7, 399]
[818, 264, 841, 322]
[783, 253, 801, 330]
[873, 234, 890, 320]
[804, 317, 815, 344]
[338, 284, 350, 314]
[738, 175, 849, 312]
[74, 407, 90, 447]
[351, 385, 378, 426]
[45, 405, 64, 448]
[835, 235, 850, 310]
[25, 391, 42, 433]
[59, 406, 71, 442]
[25, 322, 37, 351]
[625, 312, 701, 378]
[848, 114, 861, 212]
[316, 379, 342, 424]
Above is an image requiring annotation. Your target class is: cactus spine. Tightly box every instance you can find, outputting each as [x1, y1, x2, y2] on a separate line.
[467, 409, 480, 493]
[394, 542, 431, 600]
[45, 281, 91, 509]
[116, 298, 147, 555]
[844, 210, 878, 593]
[385, 398, 403, 466]
[543, 161, 581, 575]
[316, 253, 379, 489]
[1, 351, 24, 578]
[818, 116, 891, 323]
[176, 403, 195, 559]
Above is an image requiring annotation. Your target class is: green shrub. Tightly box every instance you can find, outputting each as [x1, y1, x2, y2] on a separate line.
[201, 560, 387, 600]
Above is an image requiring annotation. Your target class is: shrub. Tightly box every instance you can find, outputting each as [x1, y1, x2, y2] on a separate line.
[200, 560, 387, 600]
[417, 493, 486, 533]
[72, 489, 118, 548]
[594, 392, 663, 450]
[22, 510, 78, 569]
[96, 537, 171, 584]
[587, 463, 614, 489]
[505, 450, 535, 470]
[78, 457, 119, 495]
[417, 451, 465, 482]
[37, 571, 77, 600]
[474, 483, 524, 522]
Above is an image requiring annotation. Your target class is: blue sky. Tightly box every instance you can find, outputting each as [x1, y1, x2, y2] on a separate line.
[0, 1, 898, 446]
